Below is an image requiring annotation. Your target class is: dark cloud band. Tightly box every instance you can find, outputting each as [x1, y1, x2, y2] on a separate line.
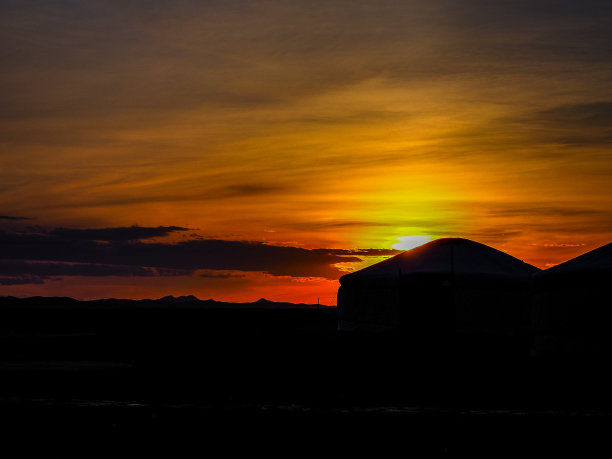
[49, 225, 190, 241]
[0, 215, 31, 220]
[0, 226, 381, 282]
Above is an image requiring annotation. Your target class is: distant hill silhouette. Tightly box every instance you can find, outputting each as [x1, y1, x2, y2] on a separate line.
[255, 297, 274, 304]
[0, 295, 328, 310]
[158, 295, 202, 303]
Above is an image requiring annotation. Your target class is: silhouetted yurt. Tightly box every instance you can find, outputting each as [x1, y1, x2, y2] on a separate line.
[531, 242, 612, 358]
[337, 238, 540, 337]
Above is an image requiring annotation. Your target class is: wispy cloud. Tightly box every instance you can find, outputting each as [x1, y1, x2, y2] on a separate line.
[0, 226, 385, 282]
[0, 215, 32, 220]
[49, 225, 189, 241]
[1, 1, 611, 297]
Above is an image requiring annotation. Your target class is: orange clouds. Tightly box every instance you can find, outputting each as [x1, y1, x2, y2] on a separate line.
[1, 1, 611, 299]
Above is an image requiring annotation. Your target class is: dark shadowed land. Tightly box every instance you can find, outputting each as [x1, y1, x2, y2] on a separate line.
[1, 296, 611, 454]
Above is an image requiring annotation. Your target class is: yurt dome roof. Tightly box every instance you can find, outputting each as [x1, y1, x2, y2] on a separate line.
[538, 242, 612, 276]
[340, 238, 539, 285]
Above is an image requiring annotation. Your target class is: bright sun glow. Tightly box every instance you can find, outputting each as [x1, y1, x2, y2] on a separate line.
[392, 235, 433, 251]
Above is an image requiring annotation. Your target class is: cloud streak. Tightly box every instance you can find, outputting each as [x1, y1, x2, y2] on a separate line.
[1, 1, 611, 297]
[0, 226, 382, 282]
[0, 215, 31, 220]
[49, 225, 189, 241]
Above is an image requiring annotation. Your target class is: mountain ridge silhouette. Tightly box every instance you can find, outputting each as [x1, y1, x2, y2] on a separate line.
[0, 295, 329, 310]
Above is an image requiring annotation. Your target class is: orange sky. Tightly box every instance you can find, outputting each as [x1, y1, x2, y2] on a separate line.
[1, 1, 611, 302]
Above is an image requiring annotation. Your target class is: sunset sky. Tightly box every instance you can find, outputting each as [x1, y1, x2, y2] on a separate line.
[1, 1, 611, 303]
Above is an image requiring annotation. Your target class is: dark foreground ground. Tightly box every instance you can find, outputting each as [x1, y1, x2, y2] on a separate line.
[1, 296, 611, 454]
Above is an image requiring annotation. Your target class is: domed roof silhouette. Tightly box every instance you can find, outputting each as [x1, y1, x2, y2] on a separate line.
[538, 242, 612, 276]
[340, 238, 538, 286]
[531, 241, 612, 358]
[337, 238, 539, 335]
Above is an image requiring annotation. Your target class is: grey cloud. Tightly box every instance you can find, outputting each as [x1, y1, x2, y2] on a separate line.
[536, 102, 612, 128]
[0, 259, 186, 278]
[0, 215, 31, 220]
[452, 100, 612, 153]
[2, 0, 610, 157]
[199, 271, 246, 279]
[442, 0, 612, 61]
[49, 225, 190, 241]
[0, 275, 48, 285]
[529, 102, 612, 146]
[0, 226, 373, 280]
[5, 0, 608, 123]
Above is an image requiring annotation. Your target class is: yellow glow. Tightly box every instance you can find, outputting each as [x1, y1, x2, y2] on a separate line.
[392, 235, 432, 251]
[2, 2, 612, 302]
